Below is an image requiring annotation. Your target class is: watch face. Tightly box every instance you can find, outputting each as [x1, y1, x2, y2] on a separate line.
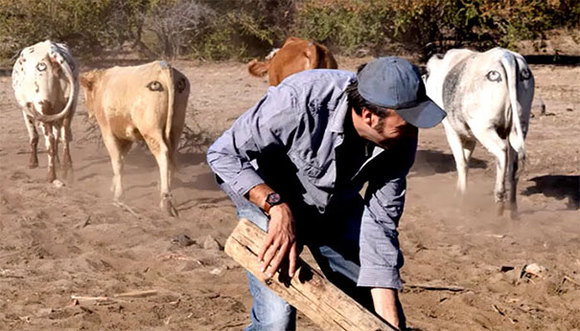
[267, 193, 281, 205]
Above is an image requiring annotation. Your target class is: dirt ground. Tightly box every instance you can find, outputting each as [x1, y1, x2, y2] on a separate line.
[0, 55, 578, 330]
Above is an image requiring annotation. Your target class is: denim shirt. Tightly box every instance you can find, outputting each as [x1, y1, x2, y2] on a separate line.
[207, 69, 417, 289]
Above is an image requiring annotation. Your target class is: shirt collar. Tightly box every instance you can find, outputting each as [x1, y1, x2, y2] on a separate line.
[330, 93, 350, 133]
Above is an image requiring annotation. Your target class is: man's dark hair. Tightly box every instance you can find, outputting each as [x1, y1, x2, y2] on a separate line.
[346, 80, 389, 118]
[346, 62, 391, 118]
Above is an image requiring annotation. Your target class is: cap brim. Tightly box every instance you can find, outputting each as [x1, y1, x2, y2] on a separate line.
[393, 100, 446, 128]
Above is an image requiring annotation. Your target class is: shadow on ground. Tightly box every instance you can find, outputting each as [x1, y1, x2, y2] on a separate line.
[410, 149, 487, 177]
[522, 175, 580, 210]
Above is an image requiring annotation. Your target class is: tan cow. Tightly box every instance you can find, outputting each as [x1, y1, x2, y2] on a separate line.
[248, 37, 338, 86]
[80, 61, 190, 217]
[12, 40, 79, 183]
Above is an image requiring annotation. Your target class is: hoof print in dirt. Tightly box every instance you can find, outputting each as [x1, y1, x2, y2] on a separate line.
[203, 235, 223, 251]
[171, 234, 196, 247]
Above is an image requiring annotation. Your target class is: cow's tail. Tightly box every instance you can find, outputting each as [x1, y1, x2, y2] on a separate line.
[501, 52, 526, 163]
[159, 61, 175, 152]
[33, 44, 78, 122]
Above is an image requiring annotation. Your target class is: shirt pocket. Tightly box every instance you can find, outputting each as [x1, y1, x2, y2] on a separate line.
[289, 152, 335, 188]
[291, 152, 323, 177]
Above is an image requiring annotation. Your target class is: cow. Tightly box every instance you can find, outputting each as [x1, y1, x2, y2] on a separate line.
[248, 36, 338, 86]
[80, 61, 190, 217]
[12, 40, 79, 183]
[424, 47, 534, 219]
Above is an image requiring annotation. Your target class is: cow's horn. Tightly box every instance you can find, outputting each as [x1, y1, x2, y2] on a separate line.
[33, 49, 77, 122]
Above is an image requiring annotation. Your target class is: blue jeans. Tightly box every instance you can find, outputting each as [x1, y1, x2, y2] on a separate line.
[221, 183, 372, 331]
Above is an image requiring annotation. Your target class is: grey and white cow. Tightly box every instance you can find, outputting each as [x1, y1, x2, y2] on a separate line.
[12, 40, 79, 183]
[424, 47, 534, 218]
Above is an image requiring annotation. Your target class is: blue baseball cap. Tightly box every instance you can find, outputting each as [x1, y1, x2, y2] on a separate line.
[357, 56, 446, 128]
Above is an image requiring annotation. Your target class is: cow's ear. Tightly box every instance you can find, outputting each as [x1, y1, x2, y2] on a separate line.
[80, 72, 96, 90]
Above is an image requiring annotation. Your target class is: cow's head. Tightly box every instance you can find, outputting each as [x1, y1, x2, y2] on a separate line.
[26, 53, 66, 114]
[80, 70, 104, 117]
[17, 41, 78, 122]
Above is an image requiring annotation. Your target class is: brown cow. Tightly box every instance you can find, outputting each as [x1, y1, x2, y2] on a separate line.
[80, 61, 190, 217]
[248, 37, 338, 86]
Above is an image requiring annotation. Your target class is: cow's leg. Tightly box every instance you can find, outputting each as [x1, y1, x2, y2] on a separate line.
[52, 125, 60, 167]
[443, 123, 468, 194]
[472, 128, 508, 216]
[60, 116, 74, 180]
[168, 126, 184, 189]
[40, 122, 57, 182]
[507, 145, 519, 219]
[103, 134, 130, 201]
[460, 138, 476, 195]
[144, 133, 178, 217]
[462, 140, 476, 166]
[22, 112, 39, 168]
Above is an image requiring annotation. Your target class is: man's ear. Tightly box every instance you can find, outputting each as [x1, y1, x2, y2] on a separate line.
[361, 107, 374, 126]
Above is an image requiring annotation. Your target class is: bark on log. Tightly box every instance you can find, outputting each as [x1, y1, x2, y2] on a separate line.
[224, 218, 396, 331]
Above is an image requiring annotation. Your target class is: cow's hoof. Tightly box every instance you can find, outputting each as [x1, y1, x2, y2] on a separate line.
[113, 200, 141, 219]
[61, 167, 74, 183]
[29, 162, 38, 169]
[161, 198, 179, 218]
[495, 203, 505, 216]
[509, 207, 519, 220]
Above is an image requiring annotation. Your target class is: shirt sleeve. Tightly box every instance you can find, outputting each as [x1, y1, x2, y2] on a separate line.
[206, 84, 300, 197]
[357, 141, 417, 290]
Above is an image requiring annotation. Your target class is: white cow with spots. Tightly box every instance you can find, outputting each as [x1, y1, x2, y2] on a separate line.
[424, 47, 534, 218]
[12, 40, 79, 183]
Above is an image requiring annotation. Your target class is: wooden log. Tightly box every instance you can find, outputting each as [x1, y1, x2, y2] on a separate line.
[224, 218, 396, 331]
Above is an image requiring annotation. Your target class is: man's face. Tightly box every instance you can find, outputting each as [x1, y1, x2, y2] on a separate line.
[369, 108, 418, 149]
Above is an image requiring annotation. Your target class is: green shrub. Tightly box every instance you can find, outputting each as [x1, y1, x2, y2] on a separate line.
[0, 0, 577, 62]
[293, 0, 580, 60]
[0, 0, 146, 61]
[190, 0, 297, 60]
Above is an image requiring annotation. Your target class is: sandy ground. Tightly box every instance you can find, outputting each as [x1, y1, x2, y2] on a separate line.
[0, 55, 579, 330]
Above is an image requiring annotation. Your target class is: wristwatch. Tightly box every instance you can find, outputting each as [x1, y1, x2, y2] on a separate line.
[264, 192, 283, 214]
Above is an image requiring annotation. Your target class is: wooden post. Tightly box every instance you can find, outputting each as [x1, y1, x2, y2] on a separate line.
[224, 218, 396, 331]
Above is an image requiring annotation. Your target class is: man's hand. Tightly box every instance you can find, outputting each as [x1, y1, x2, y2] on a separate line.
[257, 203, 298, 279]
[245, 184, 298, 279]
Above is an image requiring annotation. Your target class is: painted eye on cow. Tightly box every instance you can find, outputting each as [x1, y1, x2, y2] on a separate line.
[36, 62, 47, 72]
[146, 81, 164, 92]
[486, 70, 502, 82]
[520, 69, 531, 80]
